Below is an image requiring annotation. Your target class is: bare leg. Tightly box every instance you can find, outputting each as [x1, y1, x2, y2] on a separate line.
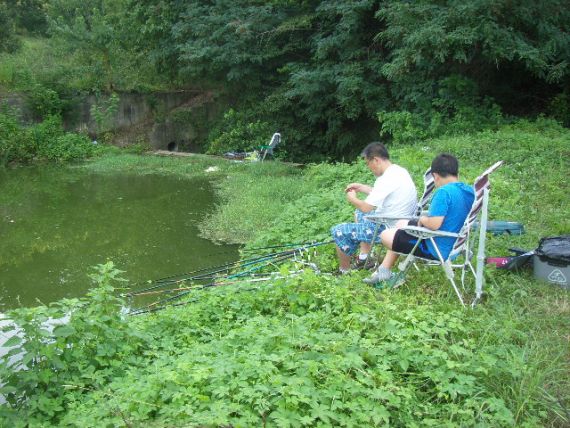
[378, 220, 409, 269]
[359, 242, 371, 256]
[380, 250, 399, 269]
[336, 245, 352, 271]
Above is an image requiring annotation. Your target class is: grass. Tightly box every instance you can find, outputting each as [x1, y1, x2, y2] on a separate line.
[1, 119, 569, 426]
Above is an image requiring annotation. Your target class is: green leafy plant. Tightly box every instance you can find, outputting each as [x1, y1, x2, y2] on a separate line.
[27, 84, 63, 118]
[90, 92, 120, 135]
[0, 262, 145, 424]
[207, 109, 273, 155]
[0, 109, 97, 164]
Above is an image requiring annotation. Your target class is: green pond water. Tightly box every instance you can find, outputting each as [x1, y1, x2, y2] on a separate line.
[0, 165, 239, 311]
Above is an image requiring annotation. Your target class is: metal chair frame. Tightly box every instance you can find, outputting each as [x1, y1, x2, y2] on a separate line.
[389, 161, 503, 307]
[260, 132, 281, 161]
[364, 166, 435, 249]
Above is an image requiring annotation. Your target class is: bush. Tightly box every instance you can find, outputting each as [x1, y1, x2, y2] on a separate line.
[27, 84, 63, 118]
[0, 109, 96, 163]
[38, 133, 95, 161]
[0, 262, 146, 424]
[379, 76, 504, 144]
[207, 109, 273, 155]
[0, 4, 20, 53]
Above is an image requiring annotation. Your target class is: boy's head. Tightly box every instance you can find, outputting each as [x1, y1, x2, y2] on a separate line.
[431, 153, 459, 178]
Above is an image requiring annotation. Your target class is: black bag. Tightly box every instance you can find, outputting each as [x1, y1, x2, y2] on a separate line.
[535, 235, 570, 264]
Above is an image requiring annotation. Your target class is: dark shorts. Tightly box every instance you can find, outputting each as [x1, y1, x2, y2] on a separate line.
[392, 225, 438, 260]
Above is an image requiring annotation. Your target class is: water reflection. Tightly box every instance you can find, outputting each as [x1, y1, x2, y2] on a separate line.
[0, 165, 239, 310]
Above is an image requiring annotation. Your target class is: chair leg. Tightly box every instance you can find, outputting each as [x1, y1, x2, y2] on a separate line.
[448, 275, 466, 307]
[431, 239, 465, 307]
[398, 239, 422, 272]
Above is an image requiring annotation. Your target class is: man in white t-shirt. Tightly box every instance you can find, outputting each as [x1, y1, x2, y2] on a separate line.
[331, 142, 417, 273]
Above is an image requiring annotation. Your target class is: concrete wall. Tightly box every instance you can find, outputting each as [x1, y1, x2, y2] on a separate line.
[1, 90, 223, 152]
[69, 91, 219, 151]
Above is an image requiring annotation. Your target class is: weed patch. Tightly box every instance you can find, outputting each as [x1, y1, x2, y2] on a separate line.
[1, 120, 569, 426]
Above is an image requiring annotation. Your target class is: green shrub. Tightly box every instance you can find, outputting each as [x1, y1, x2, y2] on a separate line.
[0, 4, 20, 53]
[27, 84, 63, 118]
[37, 133, 95, 161]
[379, 75, 504, 144]
[548, 92, 570, 127]
[207, 109, 273, 155]
[0, 262, 146, 424]
[0, 110, 96, 163]
[0, 108, 34, 164]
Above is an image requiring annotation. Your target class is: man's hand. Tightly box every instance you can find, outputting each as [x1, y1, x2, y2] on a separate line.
[346, 190, 375, 213]
[345, 183, 372, 194]
[345, 189, 358, 203]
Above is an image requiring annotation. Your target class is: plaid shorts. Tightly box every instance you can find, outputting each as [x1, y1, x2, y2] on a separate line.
[331, 210, 385, 256]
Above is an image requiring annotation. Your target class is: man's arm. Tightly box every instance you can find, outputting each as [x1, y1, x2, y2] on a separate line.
[345, 183, 373, 194]
[346, 190, 375, 213]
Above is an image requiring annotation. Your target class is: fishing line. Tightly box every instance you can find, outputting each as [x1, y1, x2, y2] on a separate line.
[240, 240, 333, 252]
[131, 251, 300, 312]
[130, 271, 304, 315]
[133, 240, 332, 291]
[128, 240, 332, 302]
[127, 249, 296, 295]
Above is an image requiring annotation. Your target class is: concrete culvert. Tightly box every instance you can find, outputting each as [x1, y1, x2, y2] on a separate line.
[167, 141, 178, 152]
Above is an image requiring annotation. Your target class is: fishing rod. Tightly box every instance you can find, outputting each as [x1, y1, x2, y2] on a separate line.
[136, 243, 318, 286]
[148, 251, 298, 307]
[240, 240, 333, 252]
[130, 249, 304, 314]
[126, 249, 296, 296]
[132, 270, 305, 297]
[195, 240, 328, 282]
[127, 250, 295, 296]
[128, 240, 331, 296]
[129, 270, 306, 316]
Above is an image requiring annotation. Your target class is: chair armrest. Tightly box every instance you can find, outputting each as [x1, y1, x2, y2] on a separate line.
[364, 214, 419, 224]
[400, 225, 460, 239]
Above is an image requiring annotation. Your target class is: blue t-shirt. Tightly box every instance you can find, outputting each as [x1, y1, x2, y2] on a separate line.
[426, 182, 475, 259]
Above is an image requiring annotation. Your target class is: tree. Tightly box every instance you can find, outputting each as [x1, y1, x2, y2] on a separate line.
[112, 0, 570, 159]
[0, 2, 20, 53]
[46, 0, 129, 90]
[377, 0, 570, 114]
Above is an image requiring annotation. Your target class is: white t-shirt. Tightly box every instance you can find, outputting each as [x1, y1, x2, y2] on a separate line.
[364, 164, 417, 220]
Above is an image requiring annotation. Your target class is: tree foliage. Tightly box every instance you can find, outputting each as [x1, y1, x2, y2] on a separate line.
[124, 0, 570, 160]
[4, 0, 569, 159]
[0, 2, 20, 53]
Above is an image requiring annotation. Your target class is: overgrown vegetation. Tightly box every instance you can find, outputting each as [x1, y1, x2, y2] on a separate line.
[2, 119, 567, 426]
[2, 1, 569, 160]
[127, 0, 570, 159]
[0, 108, 97, 164]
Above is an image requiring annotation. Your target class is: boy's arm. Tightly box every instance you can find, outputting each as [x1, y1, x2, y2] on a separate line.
[418, 215, 444, 230]
[419, 187, 448, 230]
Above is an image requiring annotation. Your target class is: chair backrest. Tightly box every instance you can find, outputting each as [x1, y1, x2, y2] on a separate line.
[261, 133, 282, 161]
[416, 167, 435, 216]
[449, 161, 503, 259]
[268, 133, 281, 150]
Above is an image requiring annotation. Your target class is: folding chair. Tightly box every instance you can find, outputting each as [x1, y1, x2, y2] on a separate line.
[260, 132, 281, 161]
[392, 161, 503, 307]
[364, 166, 436, 248]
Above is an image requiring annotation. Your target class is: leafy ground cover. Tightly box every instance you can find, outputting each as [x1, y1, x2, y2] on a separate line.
[1, 120, 569, 426]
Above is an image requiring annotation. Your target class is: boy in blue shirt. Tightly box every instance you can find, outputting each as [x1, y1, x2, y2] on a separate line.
[364, 153, 475, 286]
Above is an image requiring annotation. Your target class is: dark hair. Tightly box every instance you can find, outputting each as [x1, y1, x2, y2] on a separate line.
[431, 153, 459, 177]
[361, 142, 389, 160]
